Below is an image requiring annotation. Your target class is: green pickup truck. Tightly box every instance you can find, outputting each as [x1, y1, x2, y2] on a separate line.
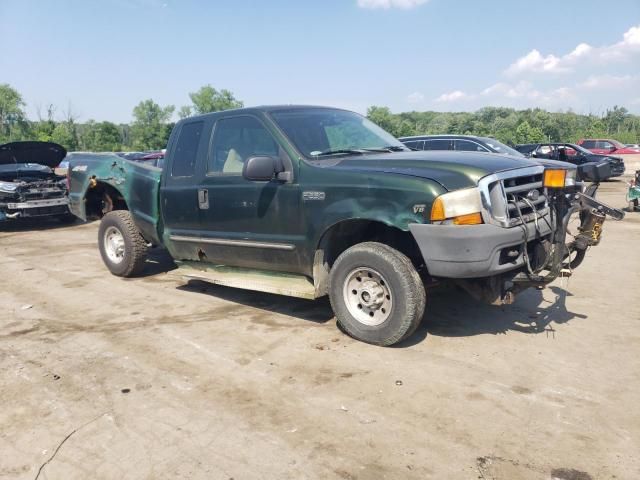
[68, 106, 620, 346]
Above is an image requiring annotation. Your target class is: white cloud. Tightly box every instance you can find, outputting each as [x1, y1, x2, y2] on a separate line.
[565, 43, 593, 61]
[505, 24, 640, 75]
[579, 74, 635, 89]
[407, 91, 425, 104]
[435, 90, 469, 102]
[481, 81, 541, 99]
[505, 50, 566, 76]
[357, 0, 429, 9]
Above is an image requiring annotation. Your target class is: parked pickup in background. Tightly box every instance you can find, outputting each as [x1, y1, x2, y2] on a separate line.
[68, 106, 620, 346]
[578, 138, 640, 156]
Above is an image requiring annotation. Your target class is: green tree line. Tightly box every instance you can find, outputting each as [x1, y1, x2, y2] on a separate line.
[1, 82, 639, 152]
[0, 83, 242, 151]
[367, 105, 640, 145]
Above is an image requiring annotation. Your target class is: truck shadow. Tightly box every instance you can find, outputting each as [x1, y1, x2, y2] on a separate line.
[138, 249, 588, 343]
[171, 272, 586, 345]
[178, 280, 335, 325]
[136, 248, 179, 277]
[397, 284, 588, 347]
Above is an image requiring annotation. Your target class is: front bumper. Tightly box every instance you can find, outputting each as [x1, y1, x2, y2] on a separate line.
[0, 197, 70, 220]
[611, 164, 625, 177]
[409, 216, 552, 279]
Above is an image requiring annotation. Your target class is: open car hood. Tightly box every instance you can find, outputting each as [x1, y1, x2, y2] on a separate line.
[0, 141, 67, 168]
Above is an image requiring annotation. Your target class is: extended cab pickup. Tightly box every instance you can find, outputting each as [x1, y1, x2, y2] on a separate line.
[68, 106, 620, 346]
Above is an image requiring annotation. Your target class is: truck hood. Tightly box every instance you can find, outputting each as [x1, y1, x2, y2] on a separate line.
[319, 151, 571, 191]
[0, 141, 67, 168]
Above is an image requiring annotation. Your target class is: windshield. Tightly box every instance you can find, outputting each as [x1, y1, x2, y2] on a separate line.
[569, 144, 593, 155]
[479, 137, 524, 157]
[269, 108, 407, 158]
[611, 140, 625, 149]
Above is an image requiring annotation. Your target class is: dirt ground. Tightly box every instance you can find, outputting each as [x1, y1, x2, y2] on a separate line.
[1, 178, 639, 480]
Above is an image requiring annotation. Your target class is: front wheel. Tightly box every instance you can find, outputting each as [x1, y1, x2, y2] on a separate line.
[98, 210, 148, 277]
[328, 242, 426, 346]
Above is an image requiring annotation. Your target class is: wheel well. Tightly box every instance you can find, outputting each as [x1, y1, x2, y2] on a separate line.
[85, 180, 128, 219]
[313, 220, 423, 296]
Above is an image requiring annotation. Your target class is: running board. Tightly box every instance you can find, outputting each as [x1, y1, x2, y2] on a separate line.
[171, 261, 318, 300]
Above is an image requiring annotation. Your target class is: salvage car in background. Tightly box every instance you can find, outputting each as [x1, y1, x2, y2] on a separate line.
[515, 143, 625, 178]
[578, 139, 640, 156]
[0, 141, 74, 223]
[399, 134, 525, 157]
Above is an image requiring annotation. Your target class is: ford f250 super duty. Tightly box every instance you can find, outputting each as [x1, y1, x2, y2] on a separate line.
[68, 106, 623, 346]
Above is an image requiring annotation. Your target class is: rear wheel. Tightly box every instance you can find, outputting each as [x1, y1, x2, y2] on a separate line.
[98, 210, 148, 277]
[328, 242, 426, 346]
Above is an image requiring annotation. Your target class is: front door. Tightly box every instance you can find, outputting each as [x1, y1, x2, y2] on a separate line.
[194, 114, 305, 274]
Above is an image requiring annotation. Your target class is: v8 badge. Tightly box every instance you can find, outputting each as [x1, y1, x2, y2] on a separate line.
[413, 204, 426, 214]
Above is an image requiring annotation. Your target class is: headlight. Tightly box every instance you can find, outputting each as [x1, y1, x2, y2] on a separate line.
[543, 168, 576, 188]
[431, 187, 483, 225]
[0, 181, 19, 193]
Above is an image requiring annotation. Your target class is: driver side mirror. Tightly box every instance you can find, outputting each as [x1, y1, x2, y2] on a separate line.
[242, 156, 283, 182]
[530, 151, 537, 158]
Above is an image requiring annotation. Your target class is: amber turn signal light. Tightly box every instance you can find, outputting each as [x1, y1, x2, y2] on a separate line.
[430, 197, 446, 221]
[452, 212, 483, 225]
[543, 169, 567, 188]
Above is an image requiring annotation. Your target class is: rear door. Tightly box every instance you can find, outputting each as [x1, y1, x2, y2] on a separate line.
[160, 119, 211, 259]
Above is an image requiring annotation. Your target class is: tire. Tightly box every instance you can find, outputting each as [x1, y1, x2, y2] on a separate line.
[328, 242, 426, 346]
[98, 210, 148, 277]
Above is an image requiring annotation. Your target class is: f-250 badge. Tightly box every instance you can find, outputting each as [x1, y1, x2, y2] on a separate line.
[303, 191, 326, 201]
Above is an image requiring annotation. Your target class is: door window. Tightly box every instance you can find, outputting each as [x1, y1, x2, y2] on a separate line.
[171, 121, 204, 177]
[209, 116, 279, 174]
[581, 140, 596, 149]
[454, 139, 488, 152]
[423, 139, 452, 151]
[597, 141, 614, 150]
[535, 145, 553, 157]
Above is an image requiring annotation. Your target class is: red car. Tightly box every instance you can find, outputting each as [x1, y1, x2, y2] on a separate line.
[578, 138, 640, 155]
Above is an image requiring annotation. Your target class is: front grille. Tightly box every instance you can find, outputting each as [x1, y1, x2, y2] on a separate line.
[22, 188, 66, 201]
[479, 167, 548, 227]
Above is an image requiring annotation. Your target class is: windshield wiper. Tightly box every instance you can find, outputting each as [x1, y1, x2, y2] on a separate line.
[361, 145, 408, 152]
[311, 148, 367, 157]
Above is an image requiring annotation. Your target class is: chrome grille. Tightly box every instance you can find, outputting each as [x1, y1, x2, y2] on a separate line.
[478, 166, 548, 227]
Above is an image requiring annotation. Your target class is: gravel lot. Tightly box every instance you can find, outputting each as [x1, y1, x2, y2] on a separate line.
[1, 177, 639, 480]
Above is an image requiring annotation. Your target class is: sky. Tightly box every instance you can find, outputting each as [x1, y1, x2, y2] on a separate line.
[1, 0, 639, 123]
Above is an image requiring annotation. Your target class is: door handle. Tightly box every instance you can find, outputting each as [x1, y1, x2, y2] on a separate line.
[198, 189, 209, 210]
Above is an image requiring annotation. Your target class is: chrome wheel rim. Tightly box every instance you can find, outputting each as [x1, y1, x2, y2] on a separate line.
[342, 267, 392, 326]
[104, 226, 125, 264]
